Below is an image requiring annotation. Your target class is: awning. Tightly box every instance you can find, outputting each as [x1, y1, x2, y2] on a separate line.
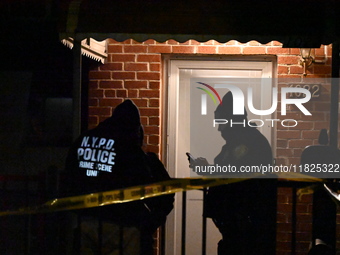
[57, 0, 339, 145]
[61, 37, 107, 63]
[58, 0, 340, 47]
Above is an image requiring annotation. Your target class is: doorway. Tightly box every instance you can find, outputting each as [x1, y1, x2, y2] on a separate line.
[165, 58, 275, 255]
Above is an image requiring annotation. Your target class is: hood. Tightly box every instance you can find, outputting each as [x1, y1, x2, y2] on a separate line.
[99, 100, 143, 145]
[214, 91, 248, 122]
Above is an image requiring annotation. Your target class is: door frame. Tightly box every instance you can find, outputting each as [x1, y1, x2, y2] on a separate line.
[161, 55, 277, 255]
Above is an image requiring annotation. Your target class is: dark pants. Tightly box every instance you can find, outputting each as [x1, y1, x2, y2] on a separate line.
[207, 180, 277, 255]
[214, 214, 276, 255]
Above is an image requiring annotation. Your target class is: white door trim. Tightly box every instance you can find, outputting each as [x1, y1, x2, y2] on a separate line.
[165, 58, 276, 255]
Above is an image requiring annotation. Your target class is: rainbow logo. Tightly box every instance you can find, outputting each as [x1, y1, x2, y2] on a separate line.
[196, 82, 222, 106]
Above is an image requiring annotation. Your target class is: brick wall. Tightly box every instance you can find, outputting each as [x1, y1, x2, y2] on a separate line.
[88, 39, 337, 254]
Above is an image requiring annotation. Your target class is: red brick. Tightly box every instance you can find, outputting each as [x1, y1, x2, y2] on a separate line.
[278, 66, 289, 74]
[149, 98, 159, 107]
[116, 89, 127, 98]
[277, 74, 301, 79]
[276, 251, 292, 255]
[137, 72, 160, 80]
[132, 99, 148, 107]
[247, 40, 261, 46]
[148, 45, 172, 53]
[298, 193, 313, 203]
[301, 130, 319, 139]
[124, 45, 147, 53]
[289, 65, 303, 74]
[124, 63, 148, 71]
[100, 80, 123, 89]
[88, 107, 112, 116]
[150, 63, 160, 72]
[296, 232, 312, 241]
[288, 121, 314, 130]
[297, 223, 312, 232]
[144, 126, 160, 135]
[288, 157, 301, 165]
[111, 54, 135, 62]
[289, 48, 300, 55]
[278, 187, 293, 195]
[128, 89, 138, 98]
[104, 90, 116, 98]
[142, 39, 156, 45]
[100, 63, 123, 71]
[277, 130, 301, 139]
[296, 204, 310, 214]
[166, 39, 179, 45]
[107, 38, 118, 44]
[314, 102, 330, 111]
[288, 139, 313, 148]
[314, 121, 328, 130]
[149, 81, 160, 89]
[267, 47, 290, 55]
[277, 148, 294, 157]
[148, 135, 160, 145]
[137, 54, 161, 62]
[145, 144, 160, 154]
[243, 47, 266, 54]
[139, 108, 159, 116]
[172, 46, 195, 54]
[277, 193, 292, 204]
[303, 112, 325, 121]
[107, 45, 123, 53]
[313, 65, 331, 74]
[277, 120, 300, 130]
[277, 139, 288, 148]
[203, 40, 216, 45]
[139, 89, 160, 98]
[197, 46, 216, 54]
[277, 203, 292, 214]
[149, 117, 160, 125]
[182, 40, 193, 45]
[89, 71, 111, 79]
[140, 116, 148, 126]
[275, 158, 287, 165]
[100, 98, 125, 107]
[277, 222, 292, 233]
[295, 242, 311, 252]
[218, 46, 242, 54]
[124, 80, 148, 89]
[112, 71, 135, 79]
[278, 56, 300, 65]
[189, 40, 201, 45]
[272, 41, 283, 46]
[277, 232, 292, 242]
[293, 148, 304, 156]
[277, 213, 290, 223]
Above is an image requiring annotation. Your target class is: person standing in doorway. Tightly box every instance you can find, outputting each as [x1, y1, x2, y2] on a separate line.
[190, 92, 277, 255]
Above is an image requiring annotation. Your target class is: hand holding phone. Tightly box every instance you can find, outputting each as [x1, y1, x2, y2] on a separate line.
[186, 152, 196, 162]
[186, 152, 210, 169]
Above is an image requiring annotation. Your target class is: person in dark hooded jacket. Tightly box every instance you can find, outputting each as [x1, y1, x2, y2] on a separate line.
[190, 92, 277, 255]
[61, 100, 174, 255]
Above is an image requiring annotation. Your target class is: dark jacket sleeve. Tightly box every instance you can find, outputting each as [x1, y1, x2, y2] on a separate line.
[141, 152, 174, 233]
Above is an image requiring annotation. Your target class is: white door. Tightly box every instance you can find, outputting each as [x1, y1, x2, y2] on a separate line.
[165, 59, 275, 255]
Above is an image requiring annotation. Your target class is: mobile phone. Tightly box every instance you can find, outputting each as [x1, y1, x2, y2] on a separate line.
[186, 152, 196, 162]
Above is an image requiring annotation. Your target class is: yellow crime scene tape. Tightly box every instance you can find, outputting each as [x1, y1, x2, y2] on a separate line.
[0, 172, 323, 217]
